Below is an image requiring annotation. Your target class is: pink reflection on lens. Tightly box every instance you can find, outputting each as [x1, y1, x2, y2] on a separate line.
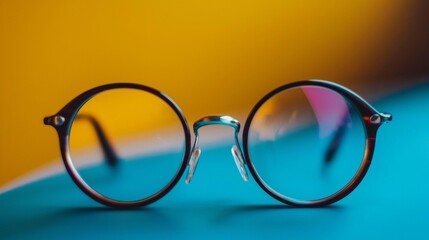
[302, 87, 350, 138]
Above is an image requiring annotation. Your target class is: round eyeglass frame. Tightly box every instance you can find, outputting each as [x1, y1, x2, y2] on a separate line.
[45, 83, 192, 209]
[44, 80, 391, 209]
[243, 80, 390, 207]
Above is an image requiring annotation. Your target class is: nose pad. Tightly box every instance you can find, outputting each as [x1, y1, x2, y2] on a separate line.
[231, 145, 248, 181]
[185, 146, 201, 184]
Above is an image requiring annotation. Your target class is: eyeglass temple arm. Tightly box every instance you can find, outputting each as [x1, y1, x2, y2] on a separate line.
[324, 112, 349, 163]
[74, 114, 119, 166]
[324, 112, 392, 164]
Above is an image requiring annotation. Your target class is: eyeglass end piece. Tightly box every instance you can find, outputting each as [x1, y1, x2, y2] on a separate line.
[380, 112, 392, 123]
[369, 113, 392, 125]
[44, 115, 65, 127]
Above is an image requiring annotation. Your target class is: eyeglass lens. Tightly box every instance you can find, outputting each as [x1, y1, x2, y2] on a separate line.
[247, 86, 366, 201]
[69, 88, 187, 202]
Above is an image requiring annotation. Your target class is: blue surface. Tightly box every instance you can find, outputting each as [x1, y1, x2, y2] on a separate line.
[1, 82, 429, 239]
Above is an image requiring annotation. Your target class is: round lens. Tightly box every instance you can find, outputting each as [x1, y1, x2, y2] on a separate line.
[69, 88, 187, 202]
[247, 85, 366, 202]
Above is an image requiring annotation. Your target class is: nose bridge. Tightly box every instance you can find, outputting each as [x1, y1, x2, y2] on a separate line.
[193, 115, 240, 135]
[185, 115, 248, 184]
[192, 115, 242, 149]
[192, 115, 244, 156]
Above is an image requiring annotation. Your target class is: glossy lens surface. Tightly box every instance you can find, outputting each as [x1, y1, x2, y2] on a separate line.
[247, 86, 366, 202]
[69, 88, 186, 202]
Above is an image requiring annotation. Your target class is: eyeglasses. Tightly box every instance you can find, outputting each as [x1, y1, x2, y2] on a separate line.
[44, 80, 392, 209]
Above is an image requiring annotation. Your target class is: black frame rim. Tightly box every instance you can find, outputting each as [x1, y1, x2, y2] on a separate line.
[52, 83, 191, 209]
[45, 80, 389, 208]
[242, 80, 382, 207]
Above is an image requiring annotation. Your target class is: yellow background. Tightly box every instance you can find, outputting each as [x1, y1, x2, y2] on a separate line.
[1, 0, 427, 187]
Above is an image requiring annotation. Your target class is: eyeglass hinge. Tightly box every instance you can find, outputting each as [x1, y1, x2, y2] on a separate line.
[44, 115, 65, 127]
[369, 113, 392, 125]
